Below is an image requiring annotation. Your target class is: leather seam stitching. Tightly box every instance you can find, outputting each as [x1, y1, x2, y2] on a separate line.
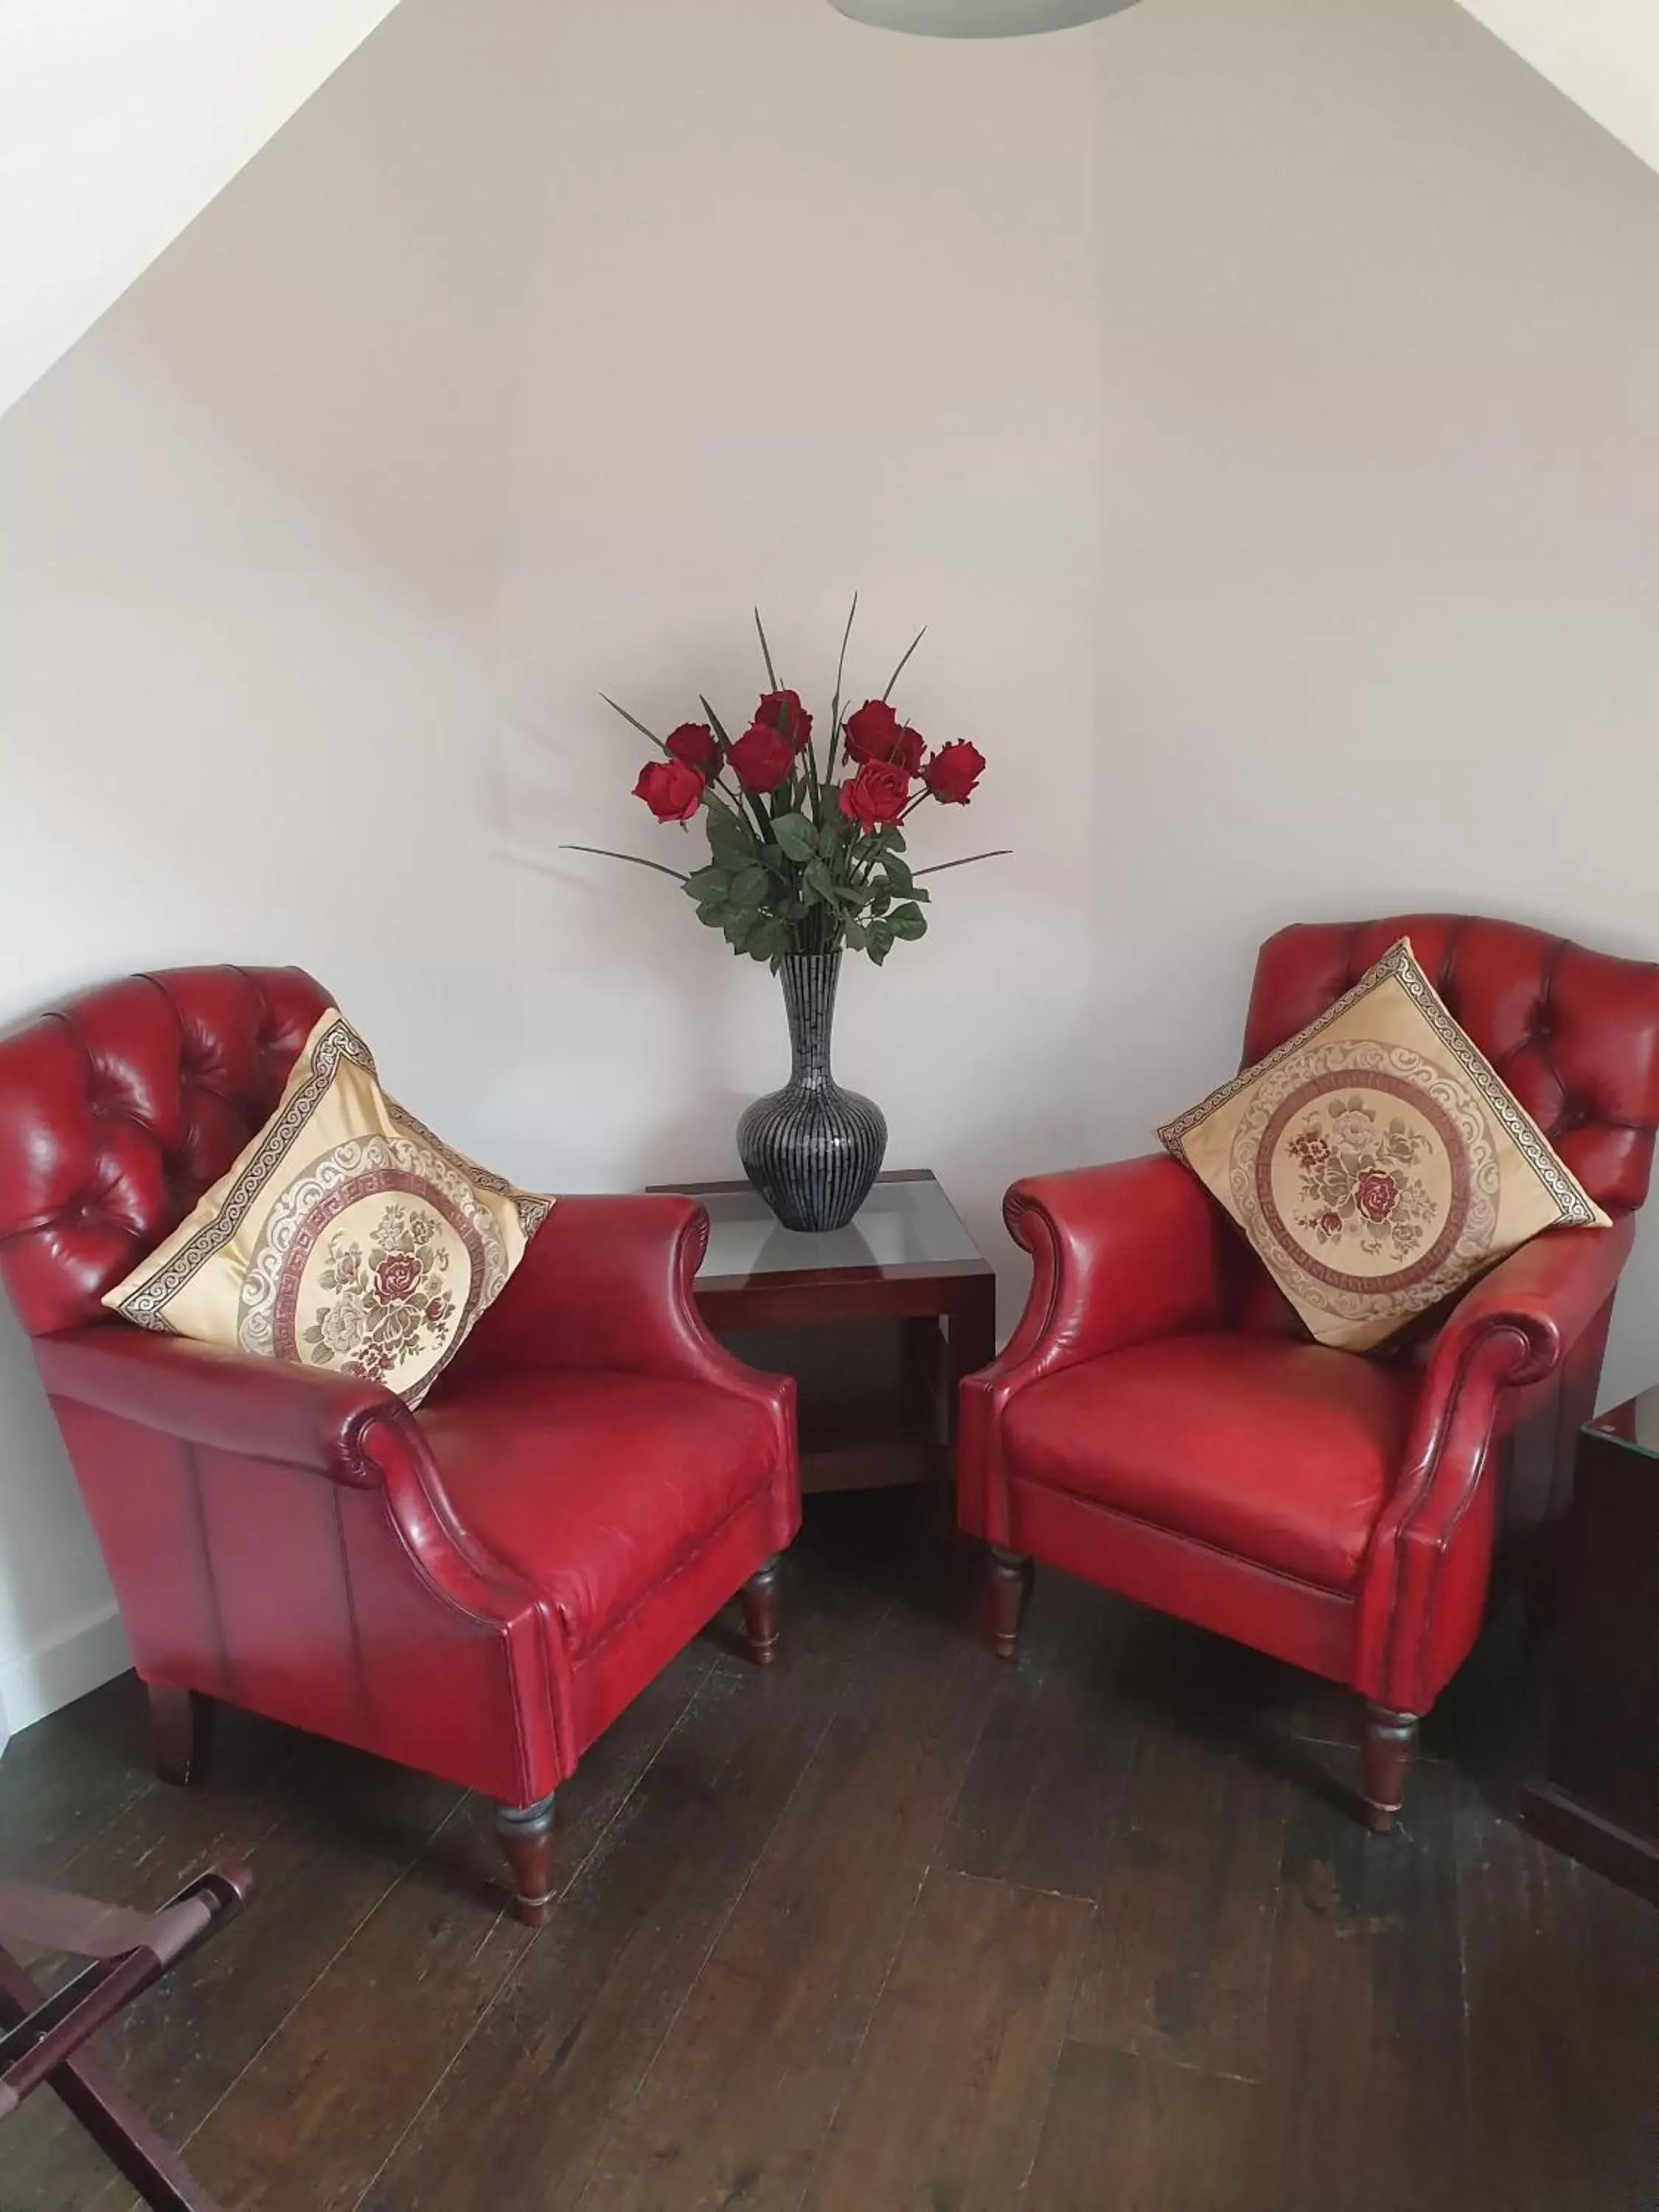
[1380, 1320, 1532, 1703]
[568, 1475, 775, 1665]
[331, 1485, 375, 1742]
[181, 1437, 234, 1702]
[1007, 1472, 1361, 1599]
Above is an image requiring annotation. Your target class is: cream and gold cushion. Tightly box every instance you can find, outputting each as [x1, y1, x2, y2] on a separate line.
[105, 1009, 551, 1405]
[1157, 938, 1608, 1352]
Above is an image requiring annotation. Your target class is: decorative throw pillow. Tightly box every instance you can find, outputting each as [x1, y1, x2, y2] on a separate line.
[1157, 937, 1608, 1352]
[104, 1009, 551, 1405]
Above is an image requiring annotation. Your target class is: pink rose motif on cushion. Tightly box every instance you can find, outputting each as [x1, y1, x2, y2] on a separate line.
[375, 1252, 423, 1301]
[304, 1202, 461, 1383]
[1354, 1169, 1399, 1225]
[1284, 1099, 1436, 1265]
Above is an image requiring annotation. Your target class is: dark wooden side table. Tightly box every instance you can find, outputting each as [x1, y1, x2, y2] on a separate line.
[655, 1169, 998, 1497]
[1520, 1387, 1659, 1904]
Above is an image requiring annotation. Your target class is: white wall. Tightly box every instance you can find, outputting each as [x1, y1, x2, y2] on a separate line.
[1091, 0, 1659, 1402]
[1454, 0, 1659, 179]
[0, 0, 406, 417]
[0, 0, 552, 1735]
[490, 0, 1101, 1245]
[4, 0, 1659, 1737]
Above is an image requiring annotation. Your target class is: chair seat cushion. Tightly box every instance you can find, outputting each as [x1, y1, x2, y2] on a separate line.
[419, 1369, 778, 1657]
[1002, 1333, 1418, 1590]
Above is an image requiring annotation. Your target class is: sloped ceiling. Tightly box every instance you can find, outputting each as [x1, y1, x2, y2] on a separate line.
[0, 0, 403, 419]
[1453, 1, 1659, 176]
[4, 0, 1654, 429]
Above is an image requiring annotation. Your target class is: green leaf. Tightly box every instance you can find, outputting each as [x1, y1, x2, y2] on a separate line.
[889, 902, 928, 941]
[729, 863, 771, 908]
[828, 591, 858, 754]
[754, 608, 780, 691]
[723, 908, 757, 950]
[695, 901, 728, 929]
[882, 852, 914, 893]
[842, 918, 869, 951]
[817, 821, 841, 861]
[869, 886, 891, 917]
[748, 917, 786, 961]
[804, 857, 836, 902]
[685, 865, 731, 902]
[880, 626, 925, 703]
[772, 813, 818, 863]
[707, 820, 754, 869]
[599, 695, 662, 747]
[699, 695, 734, 748]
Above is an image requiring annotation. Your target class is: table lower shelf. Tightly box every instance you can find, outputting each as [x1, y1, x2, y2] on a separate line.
[716, 1318, 950, 1497]
[1518, 1780, 1659, 1906]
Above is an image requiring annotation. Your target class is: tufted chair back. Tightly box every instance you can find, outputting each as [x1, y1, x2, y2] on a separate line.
[0, 967, 331, 1338]
[1243, 914, 1659, 1219]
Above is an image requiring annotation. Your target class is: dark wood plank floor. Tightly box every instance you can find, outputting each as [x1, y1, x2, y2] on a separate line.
[3, 1493, 1655, 2212]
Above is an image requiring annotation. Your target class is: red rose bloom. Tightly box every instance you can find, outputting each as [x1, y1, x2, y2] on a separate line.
[727, 721, 796, 794]
[634, 758, 705, 822]
[664, 721, 720, 777]
[838, 759, 911, 830]
[1354, 1169, 1399, 1224]
[842, 699, 925, 775]
[755, 689, 813, 754]
[1318, 1211, 1342, 1237]
[923, 741, 985, 805]
[375, 1253, 422, 1301]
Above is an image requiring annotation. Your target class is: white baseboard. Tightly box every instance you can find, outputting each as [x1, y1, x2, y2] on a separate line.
[0, 1604, 131, 1739]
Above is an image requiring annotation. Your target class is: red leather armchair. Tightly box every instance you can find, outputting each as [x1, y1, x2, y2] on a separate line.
[961, 914, 1659, 1829]
[0, 967, 799, 1923]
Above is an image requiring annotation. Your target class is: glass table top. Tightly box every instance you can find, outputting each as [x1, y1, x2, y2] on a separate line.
[673, 1173, 986, 1283]
[1588, 1388, 1659, 1460]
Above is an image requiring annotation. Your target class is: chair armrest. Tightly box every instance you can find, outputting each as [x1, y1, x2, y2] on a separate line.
[449, 1193, 796, 1416]
[991, 1155, 1228, 1387]
[1415, 1216, 1635, 1413]
[37, 1321, 565, 1795]
[34, 1324, 414, 1488]
[956, 1155, 1227, 1545]
[1357, 1216, 1635, 1711]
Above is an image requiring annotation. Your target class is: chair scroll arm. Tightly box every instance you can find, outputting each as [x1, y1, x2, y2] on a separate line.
[34, 1323, 415, 1488]
[1386, 1217, 1634, 1540]
[956, 1154, 1228, 1548]
[988, 1154, 1228, 1390]
[442, 1192, 796, 1434]
[1357, 1217, 1634, 1712]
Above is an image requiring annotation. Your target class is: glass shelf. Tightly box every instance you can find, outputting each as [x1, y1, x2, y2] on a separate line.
[672, 1172, 984, 1284]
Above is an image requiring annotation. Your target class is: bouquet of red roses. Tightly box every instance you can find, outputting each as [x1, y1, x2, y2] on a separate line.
[570, 602, 1004, 967]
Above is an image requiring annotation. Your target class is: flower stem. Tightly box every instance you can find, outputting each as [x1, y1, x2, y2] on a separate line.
[561, 844, 689, 882]
[825, 591, 858, 787]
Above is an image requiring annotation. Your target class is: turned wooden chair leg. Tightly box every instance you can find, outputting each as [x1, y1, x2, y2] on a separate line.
[1360, 1703, 1419, 1833]
[740, 1555, 783, 1666]
[495, 1793, 557, 1928]
[147, 1686, 214, 1789]
[987, 1546, 1032, 1662]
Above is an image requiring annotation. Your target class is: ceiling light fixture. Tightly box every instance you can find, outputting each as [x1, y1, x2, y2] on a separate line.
[828, 0, 1142, 35]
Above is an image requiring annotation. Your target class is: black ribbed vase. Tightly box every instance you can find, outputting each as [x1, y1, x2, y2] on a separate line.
[737, 952, 887, 1233]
